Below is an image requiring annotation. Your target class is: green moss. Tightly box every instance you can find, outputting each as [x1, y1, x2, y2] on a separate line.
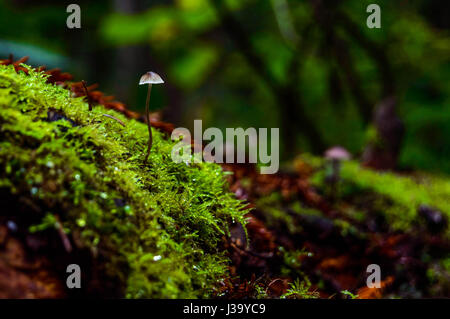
[280, 278, 319, 299]
[255, 192, 324, 235]
[340, 162, 450, 234]
[0, 64, 248, 298]
[303, 154, 450, 236]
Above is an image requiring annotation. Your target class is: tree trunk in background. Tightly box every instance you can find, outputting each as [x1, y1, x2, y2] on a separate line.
[113, 0, 182, 124]
[362, 97, 405, 170]
[113, 0, 148, 105]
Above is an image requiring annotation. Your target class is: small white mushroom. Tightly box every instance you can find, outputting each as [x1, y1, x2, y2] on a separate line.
[139, 71, 164, 85]
[324, 146, 351, 199]
[139, 71, 164, 163]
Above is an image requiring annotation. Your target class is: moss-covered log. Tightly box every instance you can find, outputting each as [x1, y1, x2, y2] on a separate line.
[0, 64, 247, 298]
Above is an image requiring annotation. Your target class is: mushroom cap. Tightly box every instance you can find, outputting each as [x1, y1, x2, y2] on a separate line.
[324, 146, 351, 160]
[139, 71, 164, 85]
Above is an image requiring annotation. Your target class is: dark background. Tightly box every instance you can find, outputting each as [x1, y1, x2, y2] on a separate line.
[1, 0, 449, 173]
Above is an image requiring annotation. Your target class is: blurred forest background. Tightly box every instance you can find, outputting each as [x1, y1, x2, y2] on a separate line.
[0, 0, 449, 174]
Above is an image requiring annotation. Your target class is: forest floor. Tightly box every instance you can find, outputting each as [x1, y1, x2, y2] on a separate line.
[0, 57, 449, 299]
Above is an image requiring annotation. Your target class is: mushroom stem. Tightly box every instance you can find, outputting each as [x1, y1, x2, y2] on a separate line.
[144, 83, 153, 164]
[331, 159, 340, 182]
[138, 71, 163, 163]
[329, 159, 340, 201]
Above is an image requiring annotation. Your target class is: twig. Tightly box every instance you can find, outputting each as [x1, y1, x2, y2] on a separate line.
[230, 242, 273, 259]
[81, 80, 92, 111]
[55, 216, 72, 253]
[102, 114, 126, 127]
